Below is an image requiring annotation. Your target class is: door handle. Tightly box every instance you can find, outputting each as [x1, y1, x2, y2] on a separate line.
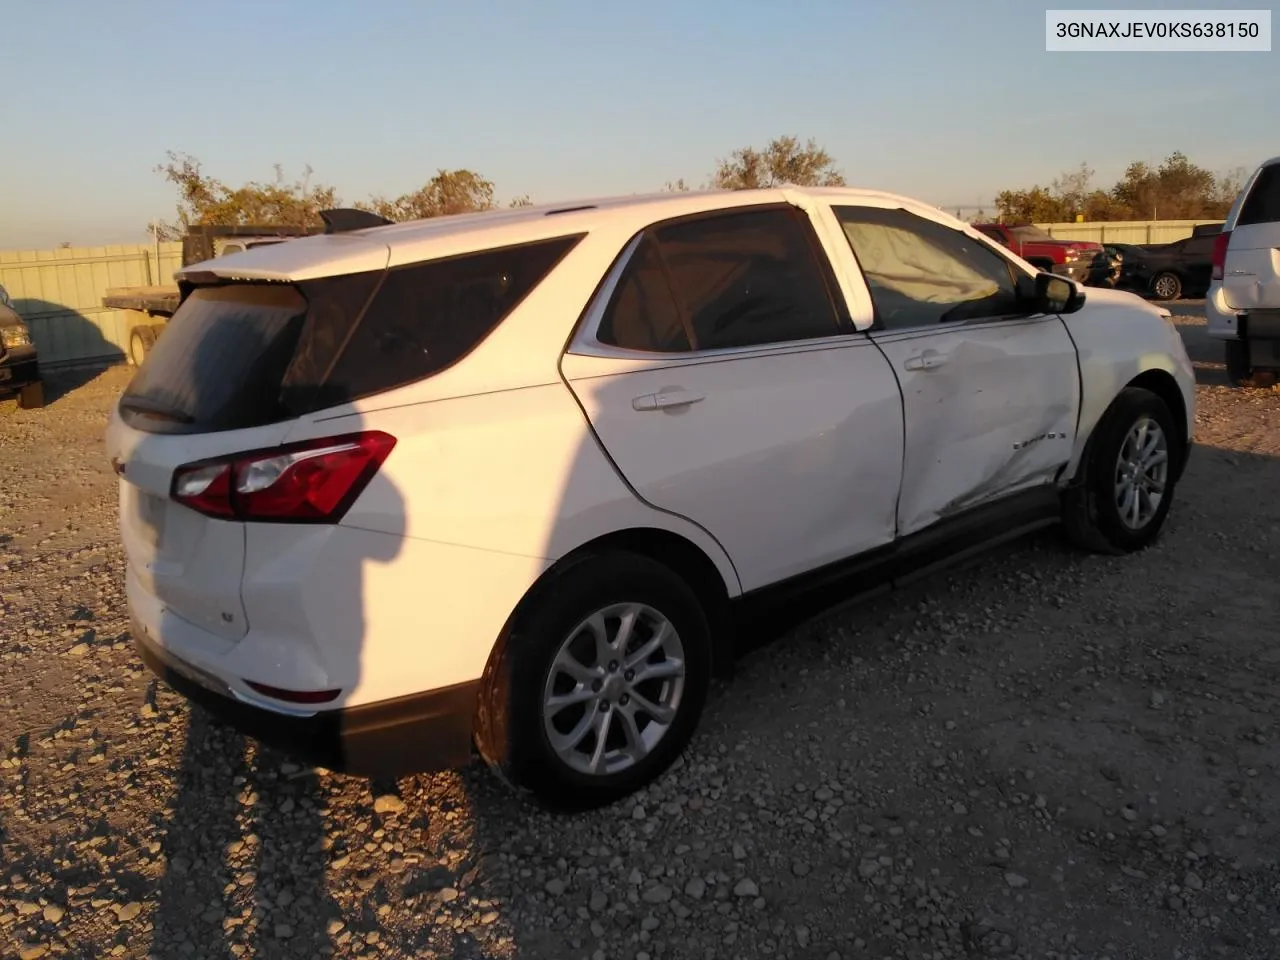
[632, 388, 705, 411]
[903, 350, 948, 372]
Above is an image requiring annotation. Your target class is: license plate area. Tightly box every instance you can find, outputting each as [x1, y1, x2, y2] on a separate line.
[136, 489, 167, 547]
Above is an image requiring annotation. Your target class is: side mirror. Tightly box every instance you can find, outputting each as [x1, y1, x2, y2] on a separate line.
[1034, 271, 1086, 314]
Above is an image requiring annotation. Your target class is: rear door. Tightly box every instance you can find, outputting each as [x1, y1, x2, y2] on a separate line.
[1223, 161, 1280, 312]
[561, 205, 904, 592]
[105, 284, 312, 642]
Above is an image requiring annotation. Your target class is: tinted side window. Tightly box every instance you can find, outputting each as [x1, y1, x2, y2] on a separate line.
[1239, 165, 1280, 226]
[835, 206, 1021, 331]
[325, 235, 583, 400]
[656, 208, 841, 350]
[597, 236, 691, 352]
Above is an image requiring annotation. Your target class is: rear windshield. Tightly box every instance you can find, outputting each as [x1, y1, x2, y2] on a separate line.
[1238, 164, 1280, 226]
[120, 285, 307, 433]
[119, 234, 583, 434]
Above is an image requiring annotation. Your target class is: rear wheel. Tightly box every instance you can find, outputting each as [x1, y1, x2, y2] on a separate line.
[1062, 387, 1180, 554]
[129, 324, 158, 367]
[1224, 339, 1276, 387]
[1150, 271, 1182, 301]
[479, 551, 712, 810]
[17, 381, 44, 409]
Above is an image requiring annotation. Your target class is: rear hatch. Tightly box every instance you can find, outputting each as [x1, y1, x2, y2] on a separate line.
[1223, 162, 1280, 312]
[106, 283, 323, 642]
[106, 229, 585, 648]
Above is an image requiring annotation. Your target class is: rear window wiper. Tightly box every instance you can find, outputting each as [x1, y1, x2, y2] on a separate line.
[118, 395, 195, 424]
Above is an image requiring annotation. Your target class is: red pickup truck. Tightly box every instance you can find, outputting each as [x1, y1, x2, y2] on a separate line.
[974, 223, 1109, 286]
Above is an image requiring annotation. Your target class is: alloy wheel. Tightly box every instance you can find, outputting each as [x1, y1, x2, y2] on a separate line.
[541, 602, 686, 777]
[1114, 416, 1169, 530]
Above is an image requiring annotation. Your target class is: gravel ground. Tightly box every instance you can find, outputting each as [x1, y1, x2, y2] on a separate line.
[2, 310, 1278, 960]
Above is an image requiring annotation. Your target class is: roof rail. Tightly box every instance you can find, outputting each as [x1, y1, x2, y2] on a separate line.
[319, 208, 394, 234]
[546, 204, 597, 216]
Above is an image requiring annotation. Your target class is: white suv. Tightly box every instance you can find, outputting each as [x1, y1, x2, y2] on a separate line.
[1206, 155, 1280, 384]
[106, 188, 1196, 808]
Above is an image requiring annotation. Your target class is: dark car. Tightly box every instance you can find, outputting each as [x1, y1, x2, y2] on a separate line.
[0, 284, 43, 408]
[1114, 224, 1223, 301]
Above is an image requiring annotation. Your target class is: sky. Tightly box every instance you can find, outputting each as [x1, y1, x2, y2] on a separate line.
[1, 0, 1276, 248]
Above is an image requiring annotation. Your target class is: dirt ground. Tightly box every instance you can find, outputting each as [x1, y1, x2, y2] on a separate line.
[1, 305, 1278, 960]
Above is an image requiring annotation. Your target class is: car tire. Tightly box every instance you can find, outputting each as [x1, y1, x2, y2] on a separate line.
[129, 325, 158, 367]
[1062, 387, 1181, 555]
[1150, 271, 1182, 301]
[17, 381, 44, 410]
[478, 551, 712, 810]
[1224, 339, 1276, 388]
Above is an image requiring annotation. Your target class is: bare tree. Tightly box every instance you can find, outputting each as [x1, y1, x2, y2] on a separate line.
[711, 136, 846, 190]
[360, 169, 497, 221]
[153, 151, 339, 239]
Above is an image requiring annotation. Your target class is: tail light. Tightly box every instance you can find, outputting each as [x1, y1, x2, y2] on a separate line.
[171, 431, 396, 523]
[1210, 230, 1232, 281]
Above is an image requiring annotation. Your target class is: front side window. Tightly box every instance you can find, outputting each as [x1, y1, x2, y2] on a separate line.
[835, 206, 1022, 331]
[597, 207, 842, 352]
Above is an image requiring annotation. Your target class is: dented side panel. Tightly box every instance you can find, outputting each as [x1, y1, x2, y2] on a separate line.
[871, 316, 1081, 537]
[1061, 286, 1197, 478]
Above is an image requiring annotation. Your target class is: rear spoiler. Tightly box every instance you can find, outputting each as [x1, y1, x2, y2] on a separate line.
[320, 208, 393, 234]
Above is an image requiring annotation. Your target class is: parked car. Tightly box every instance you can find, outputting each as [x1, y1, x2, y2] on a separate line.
[1206, 156, 1280, 385]
[0, 284, 43, 408]
[973, 223, 1109, 285]
[1112, 224, 1222, 301]
[106, 188, 1196, 808]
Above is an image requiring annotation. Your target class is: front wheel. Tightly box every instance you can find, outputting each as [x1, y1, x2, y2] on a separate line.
[477, 551, 712, 810]
[1062, 387, 1181, 555]
[1150, 271, 1182, 301]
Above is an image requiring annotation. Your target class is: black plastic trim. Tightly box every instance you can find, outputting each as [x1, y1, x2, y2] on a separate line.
[134, 625, 479, 777]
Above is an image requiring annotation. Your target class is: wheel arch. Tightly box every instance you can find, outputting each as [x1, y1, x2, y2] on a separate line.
[1072, 368, 1190, 486]
[1126, 368, 1190, 481]
[471, 526, 737, 771]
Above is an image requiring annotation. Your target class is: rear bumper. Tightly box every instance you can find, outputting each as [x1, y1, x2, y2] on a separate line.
[1205, 282, 1241, 341]
[133, 619, 480, 777]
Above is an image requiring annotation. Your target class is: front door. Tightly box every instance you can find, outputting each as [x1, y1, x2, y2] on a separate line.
[561, 205, 905, 592]
[832, 204, 1080, 537]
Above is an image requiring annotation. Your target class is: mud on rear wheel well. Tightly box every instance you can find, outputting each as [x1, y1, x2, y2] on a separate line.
[471, 528, 736, 770]
[482, 528, 736, 690]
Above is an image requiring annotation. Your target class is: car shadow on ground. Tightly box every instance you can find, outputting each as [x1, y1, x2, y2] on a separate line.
[12, 299, 123, 407]
[38, 363, 120, 406]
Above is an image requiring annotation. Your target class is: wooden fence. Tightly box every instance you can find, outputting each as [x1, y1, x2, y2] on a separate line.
[0, 243, 182, 367]
[1033, 219, 1222, 245]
